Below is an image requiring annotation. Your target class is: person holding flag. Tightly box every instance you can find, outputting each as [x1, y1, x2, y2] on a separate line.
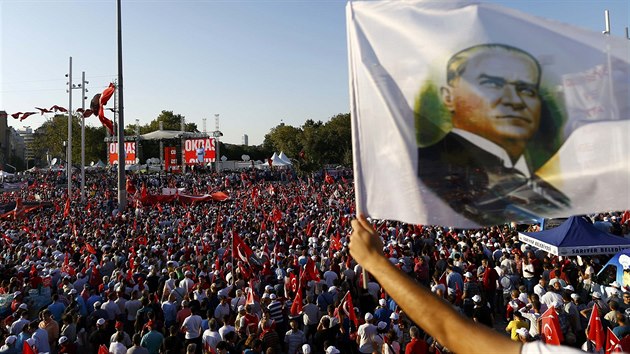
[350, 215, 586, 354]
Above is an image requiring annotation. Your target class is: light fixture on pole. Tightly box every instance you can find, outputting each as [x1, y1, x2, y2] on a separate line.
[213, 114, 222, 173]
[80, 72, 88, 201]
[117, 0, 127, 211]
[66, 57, 73, 201]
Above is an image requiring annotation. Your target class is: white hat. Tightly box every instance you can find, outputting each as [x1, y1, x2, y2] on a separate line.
[270, 294, 277, 300]
[570, 293, 580, 300]
[5, 336, 17, 345]
[379, 299, 387, 306]
[390, 312, 399, 320]
[516, 328, 530, 337]
[262, 293, 270, 299]
[94, 301, 102, 308]
[464, 272, 473, 278]
[302, 344, 312, 354]
[13, 291, 21, 297]
[237, 305, 245, 312]
[611, 281, 621, 289]
[364, 312, 373, 321]
[472, 295, 482, 303]
[58, 336, 68, 345]
[592, 292, 602, 299]
[96, 318, 106, 326]
[325, 346, 340, 354]
[377, 321, 387, 330]
[265, 285, 273, 291]
[18, 303, 28, 310]
[69, 289, 77, 295]
[564, 285, 575, 292]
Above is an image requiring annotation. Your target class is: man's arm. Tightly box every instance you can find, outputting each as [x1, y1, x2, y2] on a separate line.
[350, 215, 522, 354]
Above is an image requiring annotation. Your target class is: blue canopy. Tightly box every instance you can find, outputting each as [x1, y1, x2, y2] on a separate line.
[518, 216, 630, 256]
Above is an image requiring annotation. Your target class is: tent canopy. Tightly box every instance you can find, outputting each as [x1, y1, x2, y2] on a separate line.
[140, 130, 184, 140]
[270, 152, 291, 166]
[277, 151, 292, 165]
[519, 216, 630, 256]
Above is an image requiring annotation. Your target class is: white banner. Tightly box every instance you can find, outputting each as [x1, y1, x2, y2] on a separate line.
[348, 1, 630, 227]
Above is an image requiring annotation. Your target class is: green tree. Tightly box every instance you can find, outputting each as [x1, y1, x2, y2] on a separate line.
[32, 114, 107, 167]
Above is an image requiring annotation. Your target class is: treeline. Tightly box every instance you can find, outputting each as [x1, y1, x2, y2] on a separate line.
[30, 111, 351, 173]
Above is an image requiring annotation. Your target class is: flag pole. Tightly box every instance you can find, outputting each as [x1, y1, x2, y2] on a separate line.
[116, 0, 127, 211]
[67, 57, 73, 201]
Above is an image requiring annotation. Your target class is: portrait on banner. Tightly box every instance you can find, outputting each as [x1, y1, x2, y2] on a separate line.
[415, 44, 570, 225]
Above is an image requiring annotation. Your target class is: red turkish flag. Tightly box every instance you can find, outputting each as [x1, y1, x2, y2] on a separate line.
[63, 198, 71, 218]
[290, 286, 303, 316]
[337, 291, 358, 327]
[588, 304, 605, 351]
[324, 173, 334, 184]
[23, 340, 36, 354]
[304, 257, 320, 282]
[232, 231, 253, 263]
[606, 327, 622, 354]
[85, 243, 97, 255]
[541, 306, 563, 345]
[271, 208, 282, 223]
[98, 344, 109, 354]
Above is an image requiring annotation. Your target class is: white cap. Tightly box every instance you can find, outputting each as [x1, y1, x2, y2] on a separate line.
[472, 295, 482, 303]
[390, 312, 399, 320]
[464, 272, 473, 278]
[270, 294, 277, 300]
[377, 321, 387, 330]
[302, 344, 312, 354]
[570, 293, 580, 300]
[379, 299, 386, 306]
[94, 301, 102, 308]
[237, 305, 245, 312]
[325, 346, 340, 354]
[516, 328, 530, 337]
[364, 312, 373, 321]
[265, 285, 273, 291]
[58, 336, 68, 345]
[564, 285, 574, 292]
[69, 289, 77, 295]
[97, 318, 106, 326]
[18, 303, 28, 310]
[592, 292, 602, 299]
[5, 336, 17, 345]
[611, 281, 621, 289]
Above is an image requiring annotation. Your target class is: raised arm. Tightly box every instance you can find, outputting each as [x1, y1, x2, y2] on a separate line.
[349, 215, 521, 354]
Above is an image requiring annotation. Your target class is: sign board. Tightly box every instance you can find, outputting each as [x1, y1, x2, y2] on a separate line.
[183, 138, 216, 165]
[108, 142, 136, 166]
[164, 146, 178, 171]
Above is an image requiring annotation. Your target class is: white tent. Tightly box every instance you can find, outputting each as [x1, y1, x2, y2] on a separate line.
[277, 151, 292, 165]
[270, 152, 290, 166]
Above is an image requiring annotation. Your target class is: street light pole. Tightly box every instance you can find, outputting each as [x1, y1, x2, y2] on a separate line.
[117, 0, 127, 211]
[80, 71, 88, 201]
[67, 57, 73, 200]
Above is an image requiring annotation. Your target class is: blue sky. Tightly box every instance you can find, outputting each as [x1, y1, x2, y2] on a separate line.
[1, 0, 628, 146]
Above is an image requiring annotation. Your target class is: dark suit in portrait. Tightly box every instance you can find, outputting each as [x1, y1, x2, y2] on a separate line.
[418, 132, 569, 225]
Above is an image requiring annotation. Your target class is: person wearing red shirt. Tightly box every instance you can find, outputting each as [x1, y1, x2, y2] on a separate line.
[405, 326, 428, 354]
[481, 258, 499, 313]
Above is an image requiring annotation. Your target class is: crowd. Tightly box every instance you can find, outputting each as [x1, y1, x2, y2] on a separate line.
[0, 167, 628, 354]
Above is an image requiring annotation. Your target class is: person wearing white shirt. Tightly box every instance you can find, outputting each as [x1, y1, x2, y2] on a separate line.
[181, 311, 203, 352]
[201, 319, 221, 353]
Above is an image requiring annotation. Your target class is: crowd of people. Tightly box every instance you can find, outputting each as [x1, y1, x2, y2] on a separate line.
[0, 167, 628, 354]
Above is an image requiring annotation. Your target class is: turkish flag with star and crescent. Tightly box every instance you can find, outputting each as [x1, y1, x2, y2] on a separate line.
[540, 306, 563, 345]
[588, 304, 605, 352]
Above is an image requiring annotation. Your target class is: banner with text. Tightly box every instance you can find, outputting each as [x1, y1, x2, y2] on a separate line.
[183, 138, 216, 165]
[108, 142, 136, 166]
[164, 147, 178, 171]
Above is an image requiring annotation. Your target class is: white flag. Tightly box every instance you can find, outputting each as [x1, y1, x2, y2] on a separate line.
[348, 1, 630, 227]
